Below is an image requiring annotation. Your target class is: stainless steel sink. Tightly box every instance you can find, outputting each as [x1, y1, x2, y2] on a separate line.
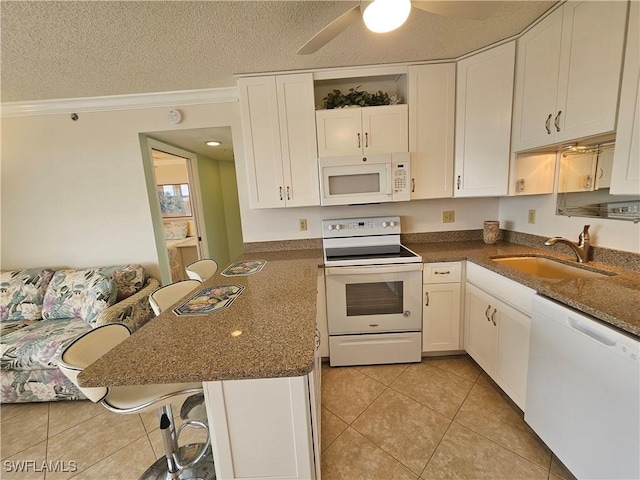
[491, 256, 611, 279]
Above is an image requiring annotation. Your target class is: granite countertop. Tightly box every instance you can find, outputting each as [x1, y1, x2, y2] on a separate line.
[406, 241, 640, 338]
[79, 239, 639, 388]
[78, 249, 323, 388]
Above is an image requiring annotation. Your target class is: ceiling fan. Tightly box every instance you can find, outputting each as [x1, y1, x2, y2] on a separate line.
[297, 0, 499, 55]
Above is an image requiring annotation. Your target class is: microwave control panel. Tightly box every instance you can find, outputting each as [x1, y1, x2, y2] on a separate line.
[392, 161, 411, 201]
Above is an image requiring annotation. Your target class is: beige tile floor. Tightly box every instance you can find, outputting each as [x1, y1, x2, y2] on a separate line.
[1, 355, 577, 480]
[319, 355, 577, 480]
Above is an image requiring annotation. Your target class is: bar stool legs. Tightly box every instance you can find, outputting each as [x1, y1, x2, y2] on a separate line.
[139, 403, 216, 480]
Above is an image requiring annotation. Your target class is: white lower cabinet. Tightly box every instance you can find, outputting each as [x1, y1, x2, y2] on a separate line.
[464, 263, 535, 410]
[422, 262, 462, 352]
[203, 354, 320, 479]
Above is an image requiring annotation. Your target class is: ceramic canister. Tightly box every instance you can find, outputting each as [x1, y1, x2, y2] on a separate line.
[483, 221, 500, 244]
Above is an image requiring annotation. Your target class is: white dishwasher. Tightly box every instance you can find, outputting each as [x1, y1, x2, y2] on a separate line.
[526, 295, 639, 480]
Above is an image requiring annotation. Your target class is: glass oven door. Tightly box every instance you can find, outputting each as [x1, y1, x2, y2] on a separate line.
[325, 264, 422, 334]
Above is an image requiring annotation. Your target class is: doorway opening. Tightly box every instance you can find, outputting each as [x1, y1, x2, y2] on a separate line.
[140, 128, 243, 285]
[153, 148, 203, 282]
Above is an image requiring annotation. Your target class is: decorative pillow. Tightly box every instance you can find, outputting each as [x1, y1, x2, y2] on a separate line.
[42, 270, 116, 326]
[0, 268, 55, 321]
[97, 264, 146, 301]
[164, 221, 188, 240]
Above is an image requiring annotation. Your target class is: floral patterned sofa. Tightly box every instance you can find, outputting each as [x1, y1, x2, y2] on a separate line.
[0, 265, 160, 403]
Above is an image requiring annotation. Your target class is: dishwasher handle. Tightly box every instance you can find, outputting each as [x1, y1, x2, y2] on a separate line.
[567, 317, 617, 346]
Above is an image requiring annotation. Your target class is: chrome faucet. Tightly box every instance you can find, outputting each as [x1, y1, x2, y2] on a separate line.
[544, 225, 591, 263]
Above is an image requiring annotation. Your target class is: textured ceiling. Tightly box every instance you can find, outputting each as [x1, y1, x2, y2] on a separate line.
[1, 0, 557, 103]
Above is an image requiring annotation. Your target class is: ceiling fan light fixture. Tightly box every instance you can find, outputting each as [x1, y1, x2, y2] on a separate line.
[362, 0, 411, 34]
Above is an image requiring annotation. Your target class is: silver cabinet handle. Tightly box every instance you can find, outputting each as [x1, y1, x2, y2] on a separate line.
[434, 271, 451, 275]
[357, 133, 361, 148]
[457, 175, 461, 190]
[545, 113, 553, 134]
[411, 178, 415, 193]
[598, 168, 604, 179]
[554, 110, 562, 132]
[490, 308, 497, 326]
[425, 291, 430, 306]
[286, 186, 291, 200]
[485, 305, 492, 321]
[279, 186, 283, 201]
[365, 132, 369, 148]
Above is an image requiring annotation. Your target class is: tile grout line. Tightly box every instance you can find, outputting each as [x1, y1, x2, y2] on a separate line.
[451, 375, 555, 477]
[44, 402, 50, 480]
[416, 367, 480, 478]
[351, 365, 452, 478]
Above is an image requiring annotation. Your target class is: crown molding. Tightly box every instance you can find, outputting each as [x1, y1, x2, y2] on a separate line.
[0, 87, 239, 118]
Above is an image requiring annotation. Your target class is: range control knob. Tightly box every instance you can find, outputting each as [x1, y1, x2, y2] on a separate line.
[335, 224, 342, 230]
[327, 224, 334, 231]
[389, 221, 396, 227]
[382, 221, 389, 228]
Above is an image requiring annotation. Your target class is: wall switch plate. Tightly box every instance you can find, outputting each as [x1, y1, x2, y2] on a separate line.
[299, 218, 308, 231]
[528, 209, 536, 224]
[442, 211, 455, 223]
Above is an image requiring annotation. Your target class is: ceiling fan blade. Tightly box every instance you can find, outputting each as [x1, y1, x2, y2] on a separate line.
[412, 1, 500, 20]
[297, 4, 361, 55]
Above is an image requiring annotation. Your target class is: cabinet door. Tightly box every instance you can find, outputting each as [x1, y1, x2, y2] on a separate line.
[555, 1, 627, 143]
[204, 376, 316, 479]
[238, 76, 285, 208]
[408, 64, 455, 199]
[276, 74, 320, 207]
[454, 41, 515, 197]
[493, 300, 531, 410]
[611, 0, 640, 195]
[316, 108, 363, 157]
[464, 282, 496, 373]
[511, 8, 563, 152]
[558, 151, 598, 193]
[423, 283, 461, 352]
[362, 104, 409, 154]
[594, 147, 614, 191]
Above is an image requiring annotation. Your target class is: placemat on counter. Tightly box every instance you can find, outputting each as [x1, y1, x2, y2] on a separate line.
[221, 259, 267, 276]
[173, 284, 244, 315]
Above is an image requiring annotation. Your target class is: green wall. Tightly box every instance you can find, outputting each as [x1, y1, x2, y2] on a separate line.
[219, 161, 244, 261]
[197, 155, 243, 267]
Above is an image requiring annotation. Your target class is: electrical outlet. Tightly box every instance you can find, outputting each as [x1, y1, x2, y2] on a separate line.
[442, 211, 455, 223]
[299, 218, 307, 231]
[528, 209, 536, 224]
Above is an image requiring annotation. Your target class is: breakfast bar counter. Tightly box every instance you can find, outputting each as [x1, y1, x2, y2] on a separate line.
[79, 249, 323, 388]
[78, 248, 324, 480]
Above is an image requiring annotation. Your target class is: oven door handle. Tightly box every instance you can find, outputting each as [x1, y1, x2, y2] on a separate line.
[325, 264, 423, 275]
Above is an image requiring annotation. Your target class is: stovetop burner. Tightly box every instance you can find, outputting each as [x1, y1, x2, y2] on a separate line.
[322, 216, 422, 266]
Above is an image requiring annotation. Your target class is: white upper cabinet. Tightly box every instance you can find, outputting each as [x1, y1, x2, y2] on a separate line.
[512, 1, 628, 152]
[239, 74, 319, 209]
[611, 0, 640, 195]
[408, 64, 455, 199]
[316, 104, 408, 157]
[454, 41, 516, 197]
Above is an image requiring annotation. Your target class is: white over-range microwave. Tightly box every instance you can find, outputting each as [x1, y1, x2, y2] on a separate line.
[318, 152, 411, 206]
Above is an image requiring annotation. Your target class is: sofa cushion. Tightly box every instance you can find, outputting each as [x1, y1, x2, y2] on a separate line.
[42, 270, 116, 325]
[96, 264, 146, 301]
[0, 317, 91, 371]
[164, 221, 188, 240]
[0, 268, 55, 322]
